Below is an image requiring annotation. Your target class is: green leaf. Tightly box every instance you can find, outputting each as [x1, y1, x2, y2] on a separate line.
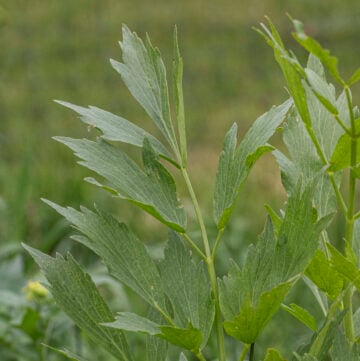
[105, 311, 203, 353]
[257, 19, 311, 126]
[305, 68, 338, 115]
[22, 244, 133, 361]
[104, 312, 160, 335]
[353, 307, 360, 340]
[263, 349, 287, 361]
[44, 201, 166, 309]
[331, 329, 360, 361]
[347, 67, 360, 86]
[54, 100, 172, 161]
[55, 137, 186, 232]
[214, 99, 292, 229]
[42, 346, 90, 361]
[146, 308, 168, 361]
[281, 303, 317, 331]
[327, 243, 360, 291]
[305, 249, 343, 300]
[274, 101, 341, 218]
[274, 179, 333, 280]
[159, 324, 202, 352]
[173, 26, 187, 167]
[219, 179, 329, 343]
[309, 306, 346, 360]
[159, 232, 214, 346]
[264, 205, 282, 236]
[330, 118, 360, 172]
[222, 282, 292, 344]
[291, 18, 344, 85]
[111, 25, 178, 153]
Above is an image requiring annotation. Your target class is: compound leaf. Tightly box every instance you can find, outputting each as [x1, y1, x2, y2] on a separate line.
[55, 137, 186, 232]
[222, 282, 292, 344]
[44, 201, 166, 309]
[22, 245, 132, 361]
[111, 25, 178, 153]
[214, 99, 292, 229]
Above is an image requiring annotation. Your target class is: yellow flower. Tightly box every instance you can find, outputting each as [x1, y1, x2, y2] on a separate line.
[23, 281, 49, 301]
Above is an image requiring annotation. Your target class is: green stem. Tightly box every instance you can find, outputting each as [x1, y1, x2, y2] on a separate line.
[153, 302, 177, 327]
[181, 167, 226, 361]
[333, 113, 351, 135]
[212, 228, 225, 258]
[306, 126, 347, 214]
[238, 344, 250, 361]
[354, 210, 360, 220]
[181, 233, 207, 261]
[344, 86, 356, 342]
[249, 343, 255, 361]
[195, 350, 207, 361]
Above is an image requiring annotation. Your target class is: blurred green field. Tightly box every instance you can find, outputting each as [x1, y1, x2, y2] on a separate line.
[0, 1, 360, 359]
[1, 0, 360, 248]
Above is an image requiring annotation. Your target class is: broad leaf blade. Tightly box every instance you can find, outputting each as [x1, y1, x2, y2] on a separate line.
[330, 119, 360, 172]
[44, 201, 166, 309]
[55, 137, 186, 232]
[222, 282, 292, 344]
[23, 244, 132, 361]
[214, 99, 292, 229]
[111, 25, 178, 153]
[159, 325, 202, 352]
[159, 232, 214, 346]
[55, 100, 172, 160]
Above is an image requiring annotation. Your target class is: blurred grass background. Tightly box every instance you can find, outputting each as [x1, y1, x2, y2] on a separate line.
[0, 0, 360, 359]
[1, 0, 360, 248]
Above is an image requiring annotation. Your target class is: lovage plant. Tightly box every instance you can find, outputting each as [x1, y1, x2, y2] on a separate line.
[25, 18, 360, 361]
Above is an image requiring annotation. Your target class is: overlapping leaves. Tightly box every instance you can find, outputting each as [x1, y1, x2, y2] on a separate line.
[219, 179, 331, 344]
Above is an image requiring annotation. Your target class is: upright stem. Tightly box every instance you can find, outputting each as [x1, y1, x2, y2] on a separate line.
[344, 86, 356, 341]
[181, 167, 226, 361]
[249, 343, 255, 361]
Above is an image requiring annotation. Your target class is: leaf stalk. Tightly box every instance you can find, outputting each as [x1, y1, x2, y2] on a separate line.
[181, 167, 226, 361]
